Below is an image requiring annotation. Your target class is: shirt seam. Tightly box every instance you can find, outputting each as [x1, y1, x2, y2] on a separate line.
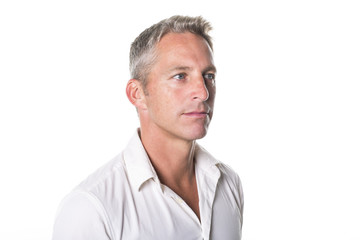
[74, 190, 115, 240]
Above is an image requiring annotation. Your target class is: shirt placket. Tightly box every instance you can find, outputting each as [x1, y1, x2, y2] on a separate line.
[162, 185, 201, 226]
[197, 167, 220, 240]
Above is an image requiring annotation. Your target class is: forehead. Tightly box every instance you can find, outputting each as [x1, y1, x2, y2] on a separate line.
[153, 32, 215, 69]
[157, 32, 210, 48]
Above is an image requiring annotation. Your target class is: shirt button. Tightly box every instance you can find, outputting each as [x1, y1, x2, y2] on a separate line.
[175, 197, 183, 204]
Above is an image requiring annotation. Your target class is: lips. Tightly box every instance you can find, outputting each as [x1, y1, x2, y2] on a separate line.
[182, 104, 211, 118]
[182, 111, 209, 118]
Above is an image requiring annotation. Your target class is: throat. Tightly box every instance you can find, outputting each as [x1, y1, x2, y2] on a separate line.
[165, 173, 201, 222]
[139, 128, 201, 220]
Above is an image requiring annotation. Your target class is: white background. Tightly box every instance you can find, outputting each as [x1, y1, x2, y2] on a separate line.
[0, 0, 359, 239]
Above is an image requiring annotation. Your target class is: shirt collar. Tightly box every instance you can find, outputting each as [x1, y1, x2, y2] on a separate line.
[123, 129, 158, 191]
[194, 143, 221, 179]
[123, 129, 222, 191]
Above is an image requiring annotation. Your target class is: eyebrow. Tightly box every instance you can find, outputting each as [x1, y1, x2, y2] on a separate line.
[167, 65, 217, 74]
[203, 65, 217, 74]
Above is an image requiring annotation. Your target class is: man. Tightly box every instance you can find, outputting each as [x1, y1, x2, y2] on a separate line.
[52, 15, 244, 240]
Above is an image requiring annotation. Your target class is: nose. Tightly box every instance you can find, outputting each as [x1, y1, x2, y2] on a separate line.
[192, 76, 209, 101]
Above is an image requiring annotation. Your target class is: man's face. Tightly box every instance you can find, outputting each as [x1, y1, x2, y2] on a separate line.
[142, 32, 216, 142]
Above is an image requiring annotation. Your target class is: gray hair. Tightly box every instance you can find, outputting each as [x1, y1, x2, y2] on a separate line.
[129, 15, 213, 88]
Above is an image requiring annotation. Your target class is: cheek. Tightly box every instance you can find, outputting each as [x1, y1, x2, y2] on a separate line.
[147, 90, 177, 117]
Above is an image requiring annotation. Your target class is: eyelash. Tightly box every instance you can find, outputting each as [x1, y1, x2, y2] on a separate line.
[173, 73, 187, 80]
[204, 73, 215, 81]
[172, 73, 215, 81]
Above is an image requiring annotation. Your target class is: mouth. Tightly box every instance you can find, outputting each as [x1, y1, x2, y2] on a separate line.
[182, 111, 209, 118]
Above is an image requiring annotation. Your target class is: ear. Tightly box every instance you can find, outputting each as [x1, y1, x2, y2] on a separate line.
[126, 79, 147, 110]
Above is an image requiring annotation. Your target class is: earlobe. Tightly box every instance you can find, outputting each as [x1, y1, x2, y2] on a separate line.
[126, 79, 147, 110]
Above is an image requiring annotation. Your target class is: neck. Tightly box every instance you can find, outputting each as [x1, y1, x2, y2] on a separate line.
[138, 125, 201, 221]
[139, 127, 196, 188]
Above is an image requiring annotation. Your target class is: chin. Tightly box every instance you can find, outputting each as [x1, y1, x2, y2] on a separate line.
[184, 127, 208, 141]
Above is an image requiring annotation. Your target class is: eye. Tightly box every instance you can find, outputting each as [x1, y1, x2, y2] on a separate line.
[203, 73, 216, 81]
[173, 73, 187, 80]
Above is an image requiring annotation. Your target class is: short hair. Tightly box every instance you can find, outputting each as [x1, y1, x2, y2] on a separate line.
[129, 15, 213, 89]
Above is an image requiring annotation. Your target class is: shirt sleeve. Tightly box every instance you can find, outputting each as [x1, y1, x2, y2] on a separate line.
[237, 174, 244, 229]
[52, 190, 113, 240]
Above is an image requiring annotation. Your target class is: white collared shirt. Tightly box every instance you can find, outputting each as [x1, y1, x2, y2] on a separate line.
[52, 131, 244, 240]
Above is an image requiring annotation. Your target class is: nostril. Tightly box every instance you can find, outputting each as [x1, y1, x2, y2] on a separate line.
[193, 83, 209, 101]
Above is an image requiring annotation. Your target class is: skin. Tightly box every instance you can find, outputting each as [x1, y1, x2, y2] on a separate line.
[126, 32, 216, 220]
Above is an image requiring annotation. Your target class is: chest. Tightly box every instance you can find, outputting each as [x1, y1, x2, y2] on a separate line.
[112, 181, 241, 240]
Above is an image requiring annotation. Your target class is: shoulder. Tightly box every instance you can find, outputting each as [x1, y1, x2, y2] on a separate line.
[53, 153, 130, 240]
[196, 143, 242, 185]
[214, 157, 245, 223]
[196, 143, 244, 202]
[217, 162, 242, 187]
[53, 190, 113, 240]
[76, 153, 128, 194]
[72, 152, 134, 217]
